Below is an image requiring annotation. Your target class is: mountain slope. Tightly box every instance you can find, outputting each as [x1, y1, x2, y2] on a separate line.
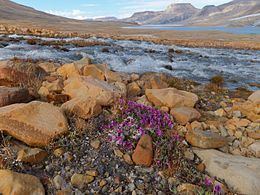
[123, 0, 260, 26]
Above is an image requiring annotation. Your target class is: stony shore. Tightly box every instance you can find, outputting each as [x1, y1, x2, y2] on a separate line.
[1, 24, 260, 50]
[0, 54, 259, 195]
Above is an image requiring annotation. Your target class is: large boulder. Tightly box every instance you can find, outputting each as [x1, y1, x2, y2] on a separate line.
[233, 101, 260, 122]
[0, 87, 31, 107]
[140, 73, 169, 89]
[170, 107, 201, 125]
[63, 76, 124, 106]
[145, 88, 198, 108]
[0, 61, 27, 86]
[185, 129, 229, 149]
[82, 63, 122, 83]
[0, 170, 45, 195]
[248, 90, 260, 104]
[57, 58, 91, 78]
[194, 149, 260, 195]
[61, 97, 102, 120]
[0, 101, 68, 147]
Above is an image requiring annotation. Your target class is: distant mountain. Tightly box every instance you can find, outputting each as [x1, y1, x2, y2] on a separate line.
[94, 17, 118, 22]
[123, 0, 260, 26]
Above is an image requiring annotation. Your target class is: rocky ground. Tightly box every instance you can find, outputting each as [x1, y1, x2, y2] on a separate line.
[0, 52, 259, 195]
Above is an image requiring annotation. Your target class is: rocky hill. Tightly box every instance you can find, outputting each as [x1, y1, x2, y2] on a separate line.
[123, 0, 260, 26]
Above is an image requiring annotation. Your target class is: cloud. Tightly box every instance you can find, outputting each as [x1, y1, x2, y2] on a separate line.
[81, 3, 97, 7]
[46, 9, 88, 20]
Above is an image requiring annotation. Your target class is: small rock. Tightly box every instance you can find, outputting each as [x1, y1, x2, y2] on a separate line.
[132, 134, 153, 167]
[71, 174, 85, 189]
[17, 148, 47, 164]
[196, 163, 206, 172]
[233, 110, 242, 118]
[99, 179, 107, 187]
[184, 150, 194, 161]
[248, 130, 260, 140]
[249, 142, 260, 158]
[86, 170, 98, 177]
[123, 153, 134, 165]
[90, 139, 101, 149]
[234, 131, 243, 139]
[53, 175, 64, 190]
[214, 108, 226, 117]
[85, 175, 95, 183]
[177, 183, 202, 194]
[53, 148, 65, 157]
[160, 106, 169, 113]
[114, 149, 124, 158]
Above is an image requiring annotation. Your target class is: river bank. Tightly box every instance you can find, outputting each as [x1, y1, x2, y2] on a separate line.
[0, 57, 259, 194]
[1, 24, 260, 50]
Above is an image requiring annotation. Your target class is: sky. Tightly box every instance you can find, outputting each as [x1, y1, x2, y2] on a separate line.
[12, 0, 232, 19]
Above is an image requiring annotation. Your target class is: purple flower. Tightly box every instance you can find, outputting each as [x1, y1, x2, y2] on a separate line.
[204, 177, 212, 187]
[214, 184, 222, 194]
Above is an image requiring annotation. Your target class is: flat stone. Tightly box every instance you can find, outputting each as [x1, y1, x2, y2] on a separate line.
[185, 129, 229, 149]
[17, 148, 47, 164]
[194, 149, 260, 195]
[0, 170, 45, 194]
[0, 101, 68, 147]
[61, 96, 102, 120]
[145, 88, 198, 108]
[63, 76, 124, 106]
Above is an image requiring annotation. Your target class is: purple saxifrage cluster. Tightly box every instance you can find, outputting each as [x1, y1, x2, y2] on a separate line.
[103, 99, 174, 150]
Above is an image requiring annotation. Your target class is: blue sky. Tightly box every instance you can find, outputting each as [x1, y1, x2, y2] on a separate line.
[13, 0, 231, 19]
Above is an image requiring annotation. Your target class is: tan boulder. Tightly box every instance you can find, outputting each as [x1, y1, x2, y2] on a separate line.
[127, 82, 142, 97]
[145, 88, 198, 108]
[82, 64, 106, 80]
[42, 79, 64, 93]
[185, 129, 229, 149]
[0, 61, 28, 86]
[132, 134, 153, 167]
[63, 76, 124, 105]
[0, 170, 45, 195]
[57, 58, 91, 78]
[0, 87, 31, 107]
[82, 64, 122, 82]
[0, 101, 68, 147]
[233, 101, 260, 122]
[248, 90, 260, 104]
[61, 97, 102, 120]
[177, 183, 202, 195]
[38, 62, 57, 73]
[194, 149, 260, 195]
[141, 73, 168, 89]
[170, 107, 201, 125]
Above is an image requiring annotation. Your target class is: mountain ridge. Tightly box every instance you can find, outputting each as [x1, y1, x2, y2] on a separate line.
[123, 0, 260, 26]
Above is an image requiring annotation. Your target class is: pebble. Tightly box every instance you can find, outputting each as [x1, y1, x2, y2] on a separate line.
[53, 175, 64, 190]
[90, 139, 101, 149]
[114, 149, 124, 158]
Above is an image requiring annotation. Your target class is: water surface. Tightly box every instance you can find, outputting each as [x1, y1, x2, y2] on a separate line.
[124, 26, 260, 35]
[0, 34, 259, 90]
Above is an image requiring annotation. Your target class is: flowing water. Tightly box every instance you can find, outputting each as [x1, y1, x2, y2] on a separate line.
[0, 34, 259, 89]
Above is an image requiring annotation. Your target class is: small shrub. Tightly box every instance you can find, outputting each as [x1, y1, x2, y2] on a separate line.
[27, 39, 38, 45]
[210, 75, 224, 86]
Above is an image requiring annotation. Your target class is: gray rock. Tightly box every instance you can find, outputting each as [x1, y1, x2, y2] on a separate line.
[194, 149, 260, 195]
